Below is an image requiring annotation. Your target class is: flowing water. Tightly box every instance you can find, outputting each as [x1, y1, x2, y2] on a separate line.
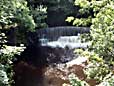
[39, 34, 90, 49]
[36, 26, 90, 41]
[15, 26, 90, 86]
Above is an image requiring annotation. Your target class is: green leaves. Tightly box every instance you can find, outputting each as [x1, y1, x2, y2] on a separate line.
[85, 62, 110, 83]
[0, 0, 35, 31]
[0, 44, 26, 86]
[69, 0, 114, 61]
[68, 73, 89, 86]
[0, 64, 9, 86]
[30, 5, 48, 29]
[68, 1, 114, 85]
[74, 0, 90, 8]
[90, 3, 114, 59]
[66, 16, 74, 23]
[66, 0, 114, 27]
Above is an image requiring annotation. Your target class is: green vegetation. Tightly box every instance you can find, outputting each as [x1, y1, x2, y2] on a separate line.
[30, 5, 48, 29]
[0, 0, 48, 43]
[0, 32, 25, 86]
[68, 73, 89, 86]
[0, 0, 47, 86]
[67, 0, 114, 66]
[0, 0, 35, 31]
[71, 0, 114, 63]
[1, 0, 114, 86]
[66, 0, 114, 85]
[66, 0, 112, 27]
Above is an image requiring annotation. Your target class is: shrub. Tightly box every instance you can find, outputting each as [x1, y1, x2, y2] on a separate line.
[0, 0, 35, 31]
[97, 74, 114, 86]
[30, 5, 48, 29]
[90, 5, 114, 61]
[67, 0, 114, 85]
[0, 32, 25, 86]
[68, 0, 114, 63]
[0, 64, 9, 86]
[63, 73, 89, 86]
[0, 45, 25, 86]
[66, 0, 110, 27]
[74, 49, 113, 84]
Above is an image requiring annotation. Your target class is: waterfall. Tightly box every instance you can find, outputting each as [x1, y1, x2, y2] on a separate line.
[27, 26, 90, 48]
[36, 26, 90, 49]
[39, 34, 90, 49]
[15, 26, 90, 86]
[36, 26, 90, 41]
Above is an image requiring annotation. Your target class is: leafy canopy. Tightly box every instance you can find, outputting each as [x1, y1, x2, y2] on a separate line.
[0, 0, 35, 31]
[67, 0, 114, 62]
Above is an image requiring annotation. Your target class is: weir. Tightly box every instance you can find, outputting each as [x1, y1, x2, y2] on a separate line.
[15, 26, 90, 86]
[35, 26, 90, 49]
[24, 26, 90, 65]
[36, 26, 90, 41]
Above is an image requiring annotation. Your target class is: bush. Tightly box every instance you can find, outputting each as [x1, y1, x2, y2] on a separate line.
[66, 0, 114, 85]
[0, 32, 25, 86]
[66, 0, 109, 27]
[0, 45, 25, 86]
[30, 5, 48, 29]
[74, 49, 114, 84]
[0, 64, 9, 86]
[63, 73, 89, 86]
[97, 74, 114, 86]
[90, 5, 114, 62]
[0, 0, 35, 31]
[67, 0, 114, 64]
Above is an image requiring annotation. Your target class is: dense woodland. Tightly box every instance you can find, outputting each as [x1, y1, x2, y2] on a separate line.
[0, 0, 114, 86]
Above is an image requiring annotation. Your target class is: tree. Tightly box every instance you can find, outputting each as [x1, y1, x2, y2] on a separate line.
[66, 0, 114, 62]
[66, 1, 114, 85]
[0, 0, 35, 85]
[0, 0, 35, 31]
[66, 0, 109, 27]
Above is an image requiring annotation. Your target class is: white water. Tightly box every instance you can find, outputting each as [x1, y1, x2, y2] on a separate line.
[39, 35, 90, 49]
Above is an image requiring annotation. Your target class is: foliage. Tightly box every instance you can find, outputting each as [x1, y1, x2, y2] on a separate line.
[66, 0, 112, 27]
[0, 31, 25, 86]
[0, 0, 48, 85]
[0, 0, 48, 44]
[0, 64, 9, 86]
[0, 45, 25, 64]
[84, 62, 110, 83]
[0, 0, 35, 31]
[0, 32, 7, 48]
[0, 45, 25, 86]
[74, 49, 113, 84]
[68, 0, 114, 63]
[69, 74, 89, 86]
[63, 73, 89, 86]
[97, 74, 114, 86]
[67, 0, 114, 85]
[26, 0, 48, 29]
[30, 5, 48, 29]
[74, 49, 103, 62]
[66, 17, 92, 27]
[90, 4, 114, 62]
